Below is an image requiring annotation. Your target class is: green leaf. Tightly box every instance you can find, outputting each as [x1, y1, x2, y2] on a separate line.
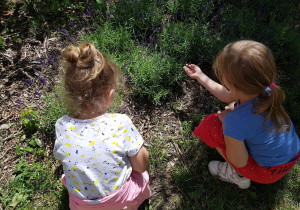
[248, 191, 257, 199]
[23, 172, 36, 178]
[0, 36, 4, 47]
[15, 145, 22, 155]
[36, 161, 41, 169]
[20, 135, 26, 142]
[25, 146, 34, 152]
[44, 194, 49, 199]
[14, 173, 24, 180]
[50, 192, 55, 199]
[15, 158, 26, 172]
[29, 140, 36, 146]
[237, 205, 243, 209]
[78, 5, 85, 11]
[8, 193, 27, 207]
[35, 138, 42, 147]
[34, 148, 46, 157]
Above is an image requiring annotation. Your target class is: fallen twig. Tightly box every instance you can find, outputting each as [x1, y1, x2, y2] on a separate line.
[1, 128, 22, 142]
[3, 155, 18, 164]
[0, 113, 14, 124]
[12, 201, 21, 210]
[0, 144, 15, 159]
[171, 138, 189, 173]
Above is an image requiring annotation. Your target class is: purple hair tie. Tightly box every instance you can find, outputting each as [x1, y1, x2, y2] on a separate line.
[269, 82, 275, 88]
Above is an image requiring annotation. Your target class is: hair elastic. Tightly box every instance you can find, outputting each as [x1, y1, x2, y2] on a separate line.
[269, 82, 275, 88]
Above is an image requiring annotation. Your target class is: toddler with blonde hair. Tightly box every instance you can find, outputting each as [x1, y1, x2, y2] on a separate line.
[184, 40, 300, 189]
[53, 42, 151, 209]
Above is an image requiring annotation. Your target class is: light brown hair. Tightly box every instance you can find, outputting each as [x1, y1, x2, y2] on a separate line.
[213, 40, 290, 132]
[60, 42, 120, 115]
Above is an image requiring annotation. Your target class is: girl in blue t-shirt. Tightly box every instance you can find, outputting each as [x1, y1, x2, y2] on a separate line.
[183, 40, 300, 189]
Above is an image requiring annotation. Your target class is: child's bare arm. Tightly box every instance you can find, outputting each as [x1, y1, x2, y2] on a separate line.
[224, 135, 249, 168]
[183, 64, 236, 103]
[128, 146, 149, 173]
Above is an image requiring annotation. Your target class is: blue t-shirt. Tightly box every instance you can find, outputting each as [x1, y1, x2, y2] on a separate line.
[223, 98, 300, 166]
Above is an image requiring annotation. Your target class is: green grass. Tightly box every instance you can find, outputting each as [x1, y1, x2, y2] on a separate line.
[171, 143, 300, 209]
[0, 157, 68, 209]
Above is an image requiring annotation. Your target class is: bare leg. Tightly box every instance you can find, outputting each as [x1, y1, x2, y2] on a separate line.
[215, 147, 247, 174]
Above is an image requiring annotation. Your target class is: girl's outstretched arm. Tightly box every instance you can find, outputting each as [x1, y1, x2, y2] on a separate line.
[128, 146, 149, 173]
[183, 64, 236, 103]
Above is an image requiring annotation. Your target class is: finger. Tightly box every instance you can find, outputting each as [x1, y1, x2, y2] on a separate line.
[217, 111, 221, 114]
[183, 66, 190, 71]
[186, 64, 192, 69]
[186, 65, 192, 69]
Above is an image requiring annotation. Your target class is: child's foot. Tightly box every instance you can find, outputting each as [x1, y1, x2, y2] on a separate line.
[208, 160, 251, 189]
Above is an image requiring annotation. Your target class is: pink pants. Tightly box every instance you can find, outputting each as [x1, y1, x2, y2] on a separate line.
[62, 171, 151, 210]
[193, 113, 300, 184]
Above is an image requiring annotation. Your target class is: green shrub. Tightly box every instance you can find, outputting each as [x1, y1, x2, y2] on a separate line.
[83, 22, 185, 103]
[123, 47, 184, 103]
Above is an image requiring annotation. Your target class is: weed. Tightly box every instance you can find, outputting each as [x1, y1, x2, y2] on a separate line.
[148, 136, 168, 171]
[20, 107, 39, 134]
[0, 36, 4, 47]
[0, 158, 64, 209]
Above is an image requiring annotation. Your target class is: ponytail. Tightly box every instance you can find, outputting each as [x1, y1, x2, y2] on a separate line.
[254, 85, 291, 133]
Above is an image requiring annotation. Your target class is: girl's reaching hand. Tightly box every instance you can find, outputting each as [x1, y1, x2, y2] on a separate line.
[183, 64, 202, 79]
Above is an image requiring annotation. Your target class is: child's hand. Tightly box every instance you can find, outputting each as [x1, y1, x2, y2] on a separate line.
[183, 64, 202, 79]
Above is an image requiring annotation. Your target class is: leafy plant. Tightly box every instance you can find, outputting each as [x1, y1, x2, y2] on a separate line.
[23, 0, 83, 15]
[83, 22, 185, 103]
[20, 107, 40, 133]
[39, 92, 65, 134]
[0, 158, 65, 209]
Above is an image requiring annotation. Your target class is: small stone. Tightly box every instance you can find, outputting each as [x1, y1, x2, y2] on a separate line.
[0, 124, 10, 130]
[4, 166, 8, 170]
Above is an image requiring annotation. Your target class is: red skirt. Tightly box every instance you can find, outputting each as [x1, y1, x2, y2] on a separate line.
[193, 113, 300, 184]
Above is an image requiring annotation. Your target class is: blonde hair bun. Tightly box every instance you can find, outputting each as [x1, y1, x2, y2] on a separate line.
[64, 45, 80, 65]
[61, 42, 120, 115]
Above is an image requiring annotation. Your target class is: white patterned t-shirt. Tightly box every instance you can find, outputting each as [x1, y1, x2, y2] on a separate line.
[53, 113, 144, 199]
